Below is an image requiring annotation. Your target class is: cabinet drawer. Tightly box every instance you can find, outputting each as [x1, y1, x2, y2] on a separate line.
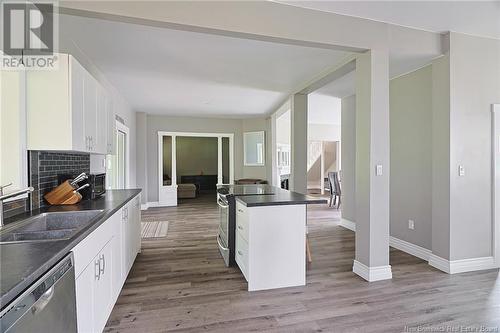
[72, 211, 115, 278]
[235, 232, 249, 281]
[236, 213, 249, 243]
[235, 202, 249, 240]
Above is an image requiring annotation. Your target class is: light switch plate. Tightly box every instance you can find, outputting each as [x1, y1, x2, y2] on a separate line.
[376, 165, 383, 176]
[408, 220, 415, 230]
[458, 165, 465, 177]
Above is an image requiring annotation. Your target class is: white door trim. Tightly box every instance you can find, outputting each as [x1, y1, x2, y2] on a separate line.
[492, 104, 500, 267]
[157, 131, 235, 207]
[116, 120, 130, 189]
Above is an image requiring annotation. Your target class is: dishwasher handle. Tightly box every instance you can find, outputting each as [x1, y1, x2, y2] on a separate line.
[31, 286, 55, 315]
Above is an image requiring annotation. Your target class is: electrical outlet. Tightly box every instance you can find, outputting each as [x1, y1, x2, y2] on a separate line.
[408, 220, 415, 230]
[376, 165, 383, 176]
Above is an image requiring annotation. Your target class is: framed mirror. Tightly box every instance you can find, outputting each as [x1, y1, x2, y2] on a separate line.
[244, 131, 265, 166]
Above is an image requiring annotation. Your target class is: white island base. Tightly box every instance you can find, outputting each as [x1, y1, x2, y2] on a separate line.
[235, 201, 306, 291]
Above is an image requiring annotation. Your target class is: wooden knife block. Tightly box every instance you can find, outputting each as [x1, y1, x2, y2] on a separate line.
[44, 180, 82, 205]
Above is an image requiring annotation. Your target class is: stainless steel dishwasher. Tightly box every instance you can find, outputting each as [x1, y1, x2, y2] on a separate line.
[0, 253, 77, 333]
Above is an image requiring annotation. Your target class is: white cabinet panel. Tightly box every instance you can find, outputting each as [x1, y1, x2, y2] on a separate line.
[95, 85, 107, 154]
[106, 97, 115, 154]
[93, 239, 114, 333]
[83, 71, 97, 152]
[70, 57, 86, 152]
[75, 260, 95, 333]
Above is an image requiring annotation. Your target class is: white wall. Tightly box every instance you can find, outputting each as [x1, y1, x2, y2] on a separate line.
[341, 95, 356, 222]
[308, 123, 341, 142]
[390, 65, 433, 250]
[142, 115, 270, 203]
[447, 33, 500, 260]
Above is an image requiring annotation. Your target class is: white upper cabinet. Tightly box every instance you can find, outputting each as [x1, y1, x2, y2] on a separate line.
[83, 68, 97, 153]
[95, 84, 108, 154]
[106, 97, 116, 155]
[27, 53, 115, 154]
[70, 57, 86, 152]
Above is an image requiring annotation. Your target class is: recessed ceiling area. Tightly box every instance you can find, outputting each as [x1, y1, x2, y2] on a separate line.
[279, 1, 500, 40]
[60, 14, 353, 118]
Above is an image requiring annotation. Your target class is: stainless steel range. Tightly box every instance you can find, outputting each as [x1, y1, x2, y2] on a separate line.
[216, 185, 275, 267]
[217, 189, 236, 266]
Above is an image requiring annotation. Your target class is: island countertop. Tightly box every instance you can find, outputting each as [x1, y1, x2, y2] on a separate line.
[0, 189, 141, 310]
[232, 186, 327, 207]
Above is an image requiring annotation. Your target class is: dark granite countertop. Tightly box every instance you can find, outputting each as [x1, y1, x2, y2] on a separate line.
[0, 189, 141, 309]
[217, 184, 276, 196]
[233, 186, 327, 207]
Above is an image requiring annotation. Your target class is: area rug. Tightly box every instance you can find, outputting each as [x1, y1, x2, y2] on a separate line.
[141, 221, 169, 239]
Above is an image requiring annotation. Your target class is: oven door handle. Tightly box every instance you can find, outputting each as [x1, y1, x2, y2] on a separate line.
[217, 235, 229, 251]
[217, 198, 229, 209]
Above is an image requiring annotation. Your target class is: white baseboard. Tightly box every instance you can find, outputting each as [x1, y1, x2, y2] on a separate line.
[389, 236, 432, 261]
[141, 201, 160, 210]
[352, 260, 392, 282]
[429, 254, 497, 274]
[339, 218, 356, 231]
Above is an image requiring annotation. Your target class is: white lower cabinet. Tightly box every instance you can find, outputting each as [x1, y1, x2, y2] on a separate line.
[235, 201, 307, 292]
[73, 194, 141, 333]
[75, 238, 114, 333]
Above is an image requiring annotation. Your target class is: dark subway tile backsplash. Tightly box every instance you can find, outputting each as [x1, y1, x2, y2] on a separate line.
[3, 151, 91, 218]
[31, 151, 90, 209]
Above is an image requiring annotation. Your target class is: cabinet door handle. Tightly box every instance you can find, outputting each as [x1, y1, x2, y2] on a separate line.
[238, 209, 244, 213]
[94, 259, 100, 280]
[100, 254, 105, 275]
[237, 250, 243, 256]
[238, 225, 243, 230]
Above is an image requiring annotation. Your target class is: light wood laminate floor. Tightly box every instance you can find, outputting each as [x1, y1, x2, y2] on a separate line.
[105, 194, 500, 332]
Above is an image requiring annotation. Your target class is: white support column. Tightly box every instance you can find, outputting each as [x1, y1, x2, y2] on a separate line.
[217, 136, 223, 185]
[290, 93, 308, 194]
[320, 141, 325, 195]
[352, 49, 392, 282]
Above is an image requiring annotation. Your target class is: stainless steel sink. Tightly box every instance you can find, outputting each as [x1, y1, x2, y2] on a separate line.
[0, 210, 104, 244]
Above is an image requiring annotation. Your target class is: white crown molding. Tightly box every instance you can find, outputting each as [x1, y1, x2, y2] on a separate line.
[389, 236, 432, 261]
[339, 218, 356, 232]
[352, 260, 392, 282]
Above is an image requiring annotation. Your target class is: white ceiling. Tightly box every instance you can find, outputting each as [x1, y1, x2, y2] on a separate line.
[280, 1, 500, 40]
[60, 14, 352, 117]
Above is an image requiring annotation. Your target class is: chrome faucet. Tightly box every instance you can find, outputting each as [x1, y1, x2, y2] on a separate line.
[0, 183, 34, 228]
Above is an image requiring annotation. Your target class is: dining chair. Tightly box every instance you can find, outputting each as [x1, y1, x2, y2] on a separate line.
[328, 171, 341, 209]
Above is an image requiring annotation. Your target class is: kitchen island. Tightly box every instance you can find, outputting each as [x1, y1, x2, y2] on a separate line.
[225, 185, 326, 291]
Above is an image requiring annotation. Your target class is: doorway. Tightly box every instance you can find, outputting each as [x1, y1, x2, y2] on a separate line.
[106, 121, 130, 189]
[158, 132, 234, 207]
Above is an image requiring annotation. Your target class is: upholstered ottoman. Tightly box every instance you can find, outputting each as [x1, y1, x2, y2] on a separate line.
[177, 183, 197, 199]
